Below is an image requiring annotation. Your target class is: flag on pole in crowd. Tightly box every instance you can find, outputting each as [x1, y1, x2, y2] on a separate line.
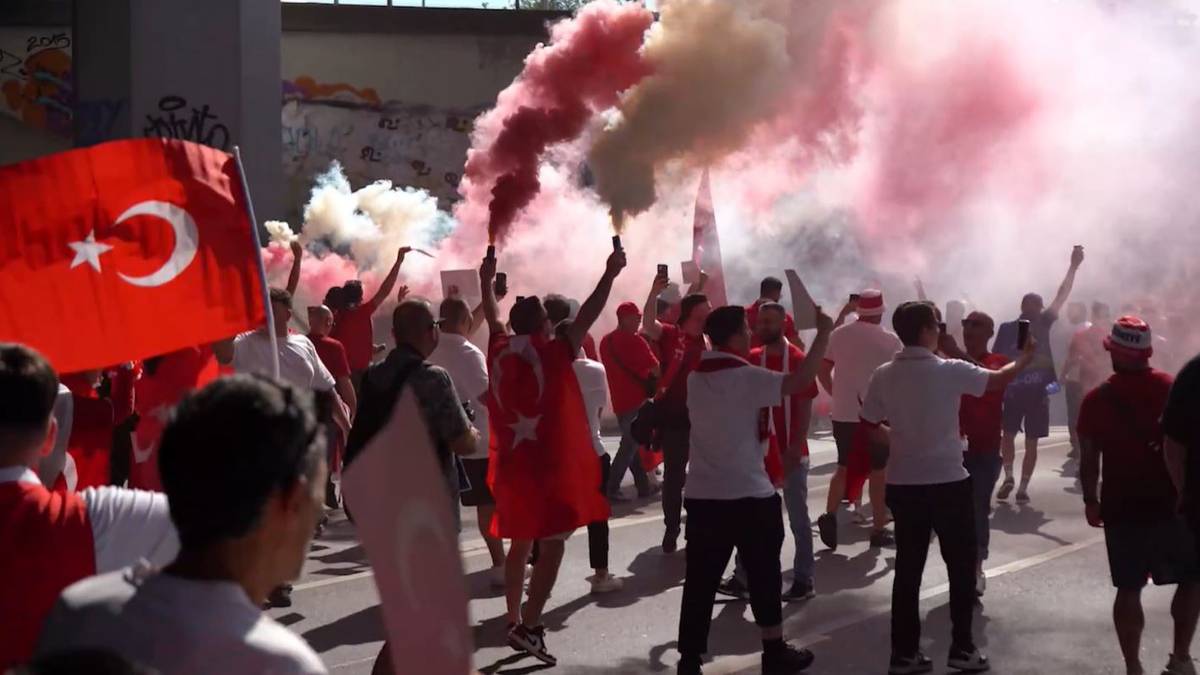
[486, 333, 608, 540]
[0, 138, 266, 375]
[785, 269, 819, 330]
[692, 169, 728, 306]
[342, 389, 472, 675]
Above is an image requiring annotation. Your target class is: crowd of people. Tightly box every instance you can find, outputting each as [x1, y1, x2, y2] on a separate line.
[2, 239, 1200, 675]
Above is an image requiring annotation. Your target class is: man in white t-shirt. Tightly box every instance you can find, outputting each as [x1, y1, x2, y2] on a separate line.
[38, 375, 329, 675]
[676, 305, 833, 675]
[860, 301, 1033, 675]
[429, 297, 504, 584]
[556, 319, 622, 595]
[816, 289, 903, 551]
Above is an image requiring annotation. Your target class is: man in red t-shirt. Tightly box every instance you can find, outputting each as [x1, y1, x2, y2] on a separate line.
[718, 302, 821, 603]
[745, 276, 803, 350]
[1062, 302, 1111, 456]
[331, 246, 412, 389]
[641, 273, 711, 553]
[1079, 316, 1200, 675]
[308, 304, 357, 504]
[599, 302, 661, 500]
[957, 311, 1011, 597]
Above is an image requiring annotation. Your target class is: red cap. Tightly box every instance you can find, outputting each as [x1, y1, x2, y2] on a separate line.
[616, 301, 642, 319]
[1104, 315, 1153, 359]
[856, 289, 885, 317]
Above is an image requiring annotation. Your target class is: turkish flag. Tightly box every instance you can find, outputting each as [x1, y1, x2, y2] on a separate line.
[130, 346, 220, 491]
[56, 374, 115, 491]
[486, 332, 609, 540]
[0, 138, 265, 374]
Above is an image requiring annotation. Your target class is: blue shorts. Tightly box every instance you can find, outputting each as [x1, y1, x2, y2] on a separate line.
[1002, 385, 1050, 439]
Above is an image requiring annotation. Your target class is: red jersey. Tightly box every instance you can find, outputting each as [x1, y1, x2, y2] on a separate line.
[309, 334, 351, 381]
[959, 353, 1011, 455]
[746, 300, 799, 349]
[331, 301, 380, 372]
[599, 329, 660, 416]
[749, 343, 819, 456]
[655, 323, 706, 420]
[1078, 368, 1177, 525]
[582, 333, 599, 362]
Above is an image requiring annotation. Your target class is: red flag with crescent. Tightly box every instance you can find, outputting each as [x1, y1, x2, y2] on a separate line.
[0, 138, 264, 374]
[692, 169, 728, 307]
[486, 332, 609, 540]
[130, 346, 220, 491]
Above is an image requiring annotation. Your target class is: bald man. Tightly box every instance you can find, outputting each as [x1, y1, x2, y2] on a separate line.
[307, 305, 356, 420]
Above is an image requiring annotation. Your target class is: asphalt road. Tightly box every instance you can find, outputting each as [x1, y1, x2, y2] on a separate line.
[270, 429, 1191, 674]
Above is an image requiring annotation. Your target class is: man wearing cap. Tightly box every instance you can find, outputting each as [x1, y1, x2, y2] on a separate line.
[1078, 316, 1200, 675]
[816, 289, 902, 551]
[994, 246, 1085, 503]
[600, 302, 661, 500]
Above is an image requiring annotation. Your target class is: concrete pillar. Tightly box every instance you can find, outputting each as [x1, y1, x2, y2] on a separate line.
[72, 0, 283, 221]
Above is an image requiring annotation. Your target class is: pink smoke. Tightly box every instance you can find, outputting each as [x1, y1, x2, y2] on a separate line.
[262, 243, 379, 310]
[459, 0, 653, 243]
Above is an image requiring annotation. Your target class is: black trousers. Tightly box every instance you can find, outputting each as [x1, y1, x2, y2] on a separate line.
[886, 479, 978, 657]
[661, 422, 690, 537]
[678, 495, 785, 657]
[587, 454, 612, 570]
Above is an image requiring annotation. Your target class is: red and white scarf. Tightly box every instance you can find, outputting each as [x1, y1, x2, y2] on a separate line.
[694, 350, 770, 442]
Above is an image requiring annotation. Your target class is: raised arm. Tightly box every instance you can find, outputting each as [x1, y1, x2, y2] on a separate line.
[833, 298, 857, 329]
[366, 247, 412, 311]
[687, 270, 709, 296]
[783, 308, 833, 396]
[642, 274, 670, 340]
[469, 302, 487, 336]
[817, 359, 834, 396]
[1048, 246, 1085, 316]
[286, 241, 303, 296]
[479, 255, 505, 335]
[570, 250, 626, 354]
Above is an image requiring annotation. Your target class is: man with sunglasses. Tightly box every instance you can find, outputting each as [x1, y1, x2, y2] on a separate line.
[957, 311, 1011, 598]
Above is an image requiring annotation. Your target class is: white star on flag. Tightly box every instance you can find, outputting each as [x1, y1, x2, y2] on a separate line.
[68, 230, 113, 271]
[509, 413, 541, 447]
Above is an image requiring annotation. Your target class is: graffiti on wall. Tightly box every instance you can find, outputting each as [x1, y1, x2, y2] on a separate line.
[143, 95, 230, 150]
[282, 76, 484, 215]
[0, 29, 73, 136]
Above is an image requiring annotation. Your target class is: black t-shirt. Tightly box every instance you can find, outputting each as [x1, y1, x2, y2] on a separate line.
[995, 310, 1058, 388]
[1165, 354, 1200, 519]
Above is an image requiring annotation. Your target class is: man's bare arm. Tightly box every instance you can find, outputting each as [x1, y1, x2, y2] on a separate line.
[479, 256, 505, 335]
[818, 359, 834, 396]
[783, 309, 833, 396]
[570, 250, 626, 354]
[286, 241, 303, 297]
[1048, 246, 1085, 316]
[1079, 436, 1101, 505]
[985, 339, 1036, 391]
[335, 375, 357, 419]
[366, 247, 412, 311]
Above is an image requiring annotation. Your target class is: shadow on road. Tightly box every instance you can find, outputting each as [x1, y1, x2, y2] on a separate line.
[301, 604, 385, 652]
[990, 503, 1071, 546]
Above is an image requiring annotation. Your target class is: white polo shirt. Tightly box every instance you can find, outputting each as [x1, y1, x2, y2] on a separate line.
[428, 333, 491, 459]
[826, 320, 903, 422]
[860, 346, 990, 485]
[685, 351, 785, 500]
[573, 358, 609, 457]
[232, 332, 336, 392]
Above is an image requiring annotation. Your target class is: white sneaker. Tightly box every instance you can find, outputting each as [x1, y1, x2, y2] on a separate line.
[850, 503, 871, 526]
[489, 566, 506, 588]
[975, 571, 987, 597]
[589, 573, 624, 594]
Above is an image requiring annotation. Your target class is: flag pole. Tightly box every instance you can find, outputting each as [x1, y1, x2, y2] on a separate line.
[232, 146, 281, 380]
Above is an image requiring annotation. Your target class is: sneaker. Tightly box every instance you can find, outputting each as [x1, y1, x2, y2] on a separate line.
[489, 566, 506, 589]
[589, 573, 624, 594]
[870, 529, 896, 548]
[1015, 487, 1030, 504]
[663, 530, 680, 554]
[996, 477, 1014, 500]
[889, 652, 934, 675]
[505, 622, 522, 651]
[851, 503, 871, 526]
[762, 644, 815, 674]
[947, 645, 990, 672]
[677, 653, 703, 675]
[1164, 654, 1199, 675]
[265, 584, 293, 609]
[716, 576, 751, 600]
[817, 512, 838, 551]
[784, 580, 816, 601]
[975, 571, 987, 597]
[509, 624, 557, 666]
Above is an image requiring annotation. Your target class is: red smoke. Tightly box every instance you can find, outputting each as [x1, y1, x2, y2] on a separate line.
[461, 0, 653, 244]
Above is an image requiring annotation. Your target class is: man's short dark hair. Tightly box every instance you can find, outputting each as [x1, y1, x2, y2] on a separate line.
[158, 375, 324, 550]
[1022, 292, 1044, 309]
[704, 306, 746, 348]
[392, 300, 435, 346]
[343, 279, 364, 306]
[760, 276, 783, 297]
[893, 301, 938, 347]
[0, 344, 59, 453]
[758, 301, 786, 318]
[543, 294, 571, 324]
[679, 293, 709, 325]
[323, 286, 347, 311]
[510, 296, 546, 336]
[269, 287, 292, 308]
[439, 297, 471, 327]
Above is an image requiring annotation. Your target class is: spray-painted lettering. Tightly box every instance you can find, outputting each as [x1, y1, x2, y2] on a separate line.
[26, 33, 70, 53]
[76, 98, 127, 146]
[142, 95, 230, 150]
[361, 146, 383, 163]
